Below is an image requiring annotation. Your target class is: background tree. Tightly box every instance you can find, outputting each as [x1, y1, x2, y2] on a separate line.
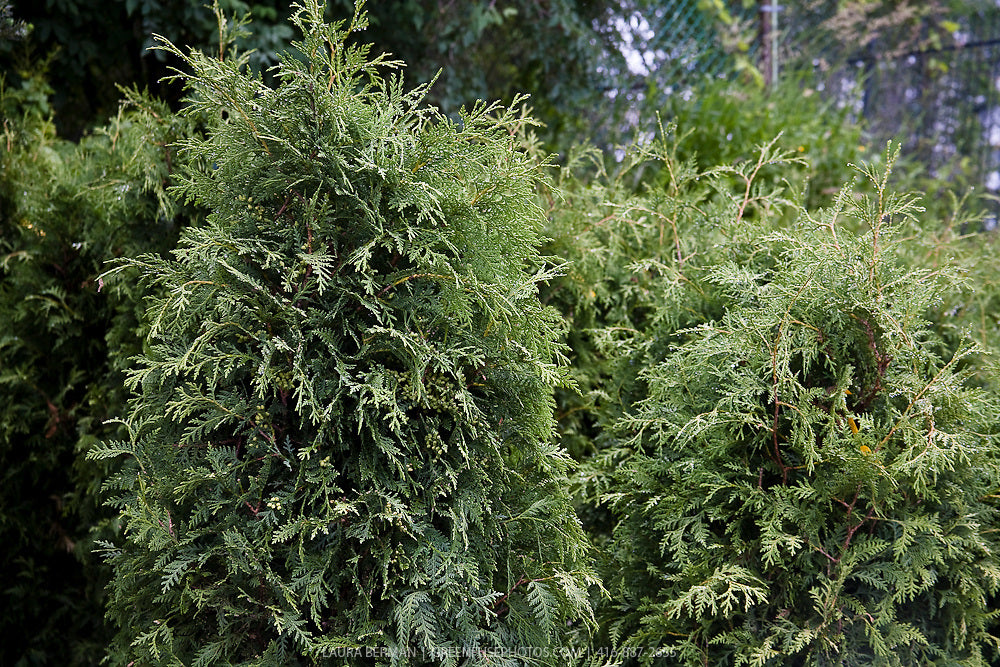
[0, 0, 293, 138]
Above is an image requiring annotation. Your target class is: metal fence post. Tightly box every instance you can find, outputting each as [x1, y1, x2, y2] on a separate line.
[760, 3, 783, 88]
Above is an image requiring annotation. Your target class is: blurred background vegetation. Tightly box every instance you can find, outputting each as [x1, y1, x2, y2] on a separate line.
[4, 0, 1000, 664]
[6, 0, 1000, 196]
[4, 1, 1000, 173]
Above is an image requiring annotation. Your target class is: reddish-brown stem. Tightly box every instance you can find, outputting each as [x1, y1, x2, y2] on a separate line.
[842, 506, 877, 555]
[274, 193, 293, 220]
[851, 313, 891, 410]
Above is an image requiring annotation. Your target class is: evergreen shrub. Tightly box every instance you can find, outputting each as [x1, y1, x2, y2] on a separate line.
[652, 77, 870, 210]
[0, 73, 199, 664]
[591, 148, 1000, 665]
[540, 127, 805, 467]
[539, 127, 809, 655]
[91, 2, 596, 664]
[541, 66, 908, 466]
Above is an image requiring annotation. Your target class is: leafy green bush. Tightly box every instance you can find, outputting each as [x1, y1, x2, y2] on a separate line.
[91, 3, 596, 664]
[540, 126, 808, 463]
[540, 71, 884, 468]
[538, 127, 812, 656]
[589, 149, 1000, 664]
[0, 72, 199, 664]
[652, 76, 870, 210]
[538, 87, 1000, 663]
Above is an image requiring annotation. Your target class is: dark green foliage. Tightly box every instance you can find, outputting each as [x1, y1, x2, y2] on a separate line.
[0, 0, 296, 137]
[592, 148, 1000, 664]
[0, 74, 200, 663]
[90, 3, 596, 664]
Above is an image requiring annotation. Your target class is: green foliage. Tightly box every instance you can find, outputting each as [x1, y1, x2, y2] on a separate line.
[540, 124, 807, 462]
[539, 124, 811, 655]
[91, 2, 596, 664]
[0, 71, 200, 664]
[653, 76, 870, 210]
[588, 147, 1000, 664]
[540, 72, 975, 465]
[0, 0, 29, 41]
[914, 192, 1000, 395]
[537, 72, 885, 465]
[5, 1, 1000, 664]
[0, 0, 296, 137]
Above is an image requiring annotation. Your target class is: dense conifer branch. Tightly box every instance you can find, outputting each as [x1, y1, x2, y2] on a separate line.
[89, 2, 596, 664]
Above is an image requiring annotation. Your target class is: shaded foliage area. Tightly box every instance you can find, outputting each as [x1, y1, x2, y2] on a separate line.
[0, 54, 206, 667]
[0, 0, 294, 138]
[0, 0, 641, 148]
[332, 0, 633, 150]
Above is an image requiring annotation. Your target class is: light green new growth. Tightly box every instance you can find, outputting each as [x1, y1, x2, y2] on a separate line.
[592, 143, 1000, 665]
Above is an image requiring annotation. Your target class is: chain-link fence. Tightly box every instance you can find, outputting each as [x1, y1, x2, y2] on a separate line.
[772, 1, 1000, 218]
[638, 1, 1000, 215]
[641, 0, 760, 85]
